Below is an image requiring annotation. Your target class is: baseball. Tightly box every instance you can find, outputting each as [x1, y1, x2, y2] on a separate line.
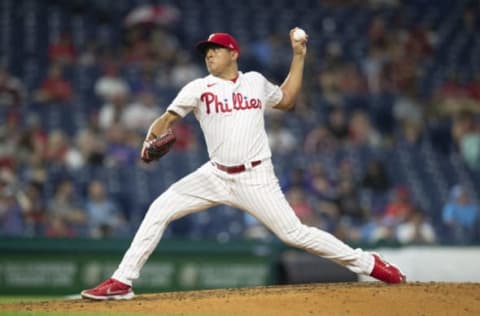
[292, 28, 307, 41]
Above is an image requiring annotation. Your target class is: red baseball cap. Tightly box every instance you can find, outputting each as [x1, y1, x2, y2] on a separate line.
[196, 33, 240, 56]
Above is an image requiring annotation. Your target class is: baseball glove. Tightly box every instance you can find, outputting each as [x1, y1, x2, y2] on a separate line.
[141, 128, 176, 163]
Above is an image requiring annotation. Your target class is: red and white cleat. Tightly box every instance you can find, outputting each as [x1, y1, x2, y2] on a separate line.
[81, 278, 134, 300]
[370, 254, 407, 284]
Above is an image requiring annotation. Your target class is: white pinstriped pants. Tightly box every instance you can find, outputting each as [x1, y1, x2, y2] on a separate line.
[112, 160, 374, 285]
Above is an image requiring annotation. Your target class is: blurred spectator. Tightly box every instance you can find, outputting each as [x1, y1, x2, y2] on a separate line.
[442, 185, 479, 244]
[337, 62, 366, 97]
[360, 159, 391, 217]
[304, 126, 336, 155]
[150, 27, 180, 66]
[42, 130, 83, 171]
[348, 110, 382, 147]
[460, 126, 480, 171]
[467, 71, 480, 102]
[451, 110, 476, 149]
[104, 123, 138, 167]
[306, 163, 338, 227]
[393, 84, 424, 126]
[463, 5, 479, 33]
[268, 116, 297, 155]
[250, 34, 275, 68]
[85, 180, 125, 238]
[21, 153, 48, 187]
[285, 186, 319, 226]
[124, 4, 180, 29]
[34, 63, 73, 103]
[306, 163, 337, 202]
[437, 71, 471, 101]
[396, 208, 436, 245]
[45, 179, 87, 237]
[0, 169, 24, 236]
[337, 158, 356, 184]
[129, 66, 159, 95]
[386, 38, 418, 92]
[169, 51, 203, 88]
[122, 90, 162, 132]
[368, 16, 388, 48]
[0, 113, 20, 168]
[360, 214, 396, 244]
[123, 26, 152, 65]
[0, 66, 25, 108]
[75, 128, 106, 166]
[19, 181, 46, 236]
[433, 72, 479, 116]
[316, 43, 344, 106]
[16, 114, 48, 165]
[286, 92, 317, 125]
[171, 121, 198, 152]
[44, 130, 75, 168]
[94, 62, 130, 102]
[98, 92, 129, 131]
[0, 193, 24, 236]
[334, 161, 369, 240]
[397, 120, 423, 146]
[250, 33, 287, 75]
[46, 215, 76, 238]
[280, 167, 308, 192]
[403, 25, 433, 64]
[77, 40, 98, 66]
[336, 178, 368, 223]
[361, 160, 391, 193]
[383, 186, 414, 224]
[326, 107, 349, 141]
[362, 44, 388, 94]
[48, 33, 76, 65]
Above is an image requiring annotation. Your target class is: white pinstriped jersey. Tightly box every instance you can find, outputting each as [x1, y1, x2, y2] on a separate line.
[167, 71, 283, 165]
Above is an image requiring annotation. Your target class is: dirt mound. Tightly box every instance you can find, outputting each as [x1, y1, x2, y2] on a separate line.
[1, 282, 479, 315]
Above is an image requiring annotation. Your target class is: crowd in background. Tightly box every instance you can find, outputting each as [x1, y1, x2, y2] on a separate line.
[0, 0, 479, 245]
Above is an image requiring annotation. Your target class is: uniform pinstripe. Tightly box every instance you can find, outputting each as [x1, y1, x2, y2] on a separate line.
[112, 72, 374, 285]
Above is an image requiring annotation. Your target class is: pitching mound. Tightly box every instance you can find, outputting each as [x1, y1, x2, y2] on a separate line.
[1, 282, 479, 315]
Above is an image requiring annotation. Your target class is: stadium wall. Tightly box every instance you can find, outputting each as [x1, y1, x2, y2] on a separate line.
[1, 238, 479, 295]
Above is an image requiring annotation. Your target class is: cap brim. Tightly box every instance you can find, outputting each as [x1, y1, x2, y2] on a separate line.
[195, 41, 210, 55]
[195, 41, 230, 56]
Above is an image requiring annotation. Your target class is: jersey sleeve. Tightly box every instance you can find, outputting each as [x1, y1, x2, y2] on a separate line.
[260, 73, 283, 108]
[166, 80, 200, 117]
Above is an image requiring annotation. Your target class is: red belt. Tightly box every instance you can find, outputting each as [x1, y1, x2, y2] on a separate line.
[212, 160, 262, 174]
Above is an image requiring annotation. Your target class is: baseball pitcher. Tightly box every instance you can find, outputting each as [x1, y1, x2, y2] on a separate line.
[81, 28, 406, 300]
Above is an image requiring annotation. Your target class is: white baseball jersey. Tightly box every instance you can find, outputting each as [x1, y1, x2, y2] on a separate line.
[112, 71, 376, 286]
[167, 71, 282, 165]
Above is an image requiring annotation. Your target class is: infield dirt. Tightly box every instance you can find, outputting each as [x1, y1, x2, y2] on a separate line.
[1, 282, 479, 315]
